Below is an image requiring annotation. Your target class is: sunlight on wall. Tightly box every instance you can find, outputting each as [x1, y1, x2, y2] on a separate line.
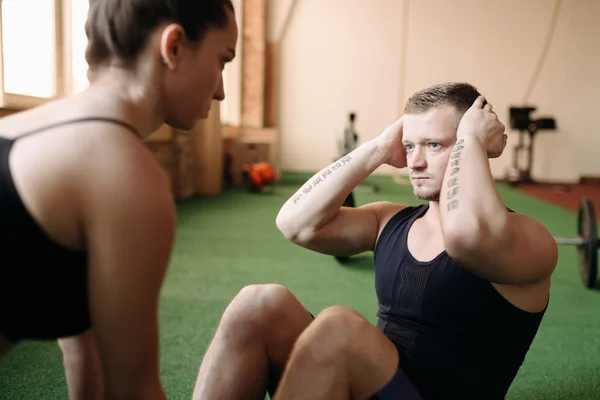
[71, 0, 90, 94]
[220, 0, 243, 125]
[2, 0, 55, 98]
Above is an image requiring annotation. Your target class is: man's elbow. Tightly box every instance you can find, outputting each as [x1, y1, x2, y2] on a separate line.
[275, 214, 312, 245]
[444, 235, 478, 262]
[275, 213, 296, 240]
[443, 221, 484, 256]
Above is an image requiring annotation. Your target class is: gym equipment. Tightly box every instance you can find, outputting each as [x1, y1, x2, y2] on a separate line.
[338, 112, 359, 157]
[333, 192, 356, 263]
[342, 191, 356, 208]
[332, 112, 375, 263]
[242, 161, 276, 192]
[553, 198, 598, 289]
[505, 106, 556, 185]
[335, 112, 379, 194]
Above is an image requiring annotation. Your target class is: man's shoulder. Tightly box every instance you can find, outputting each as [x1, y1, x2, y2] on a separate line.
[368, 201, 417, 222]
[370, 202, 424, 245]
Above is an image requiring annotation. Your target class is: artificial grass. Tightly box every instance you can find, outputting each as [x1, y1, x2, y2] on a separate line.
[0, 172, 598, 399]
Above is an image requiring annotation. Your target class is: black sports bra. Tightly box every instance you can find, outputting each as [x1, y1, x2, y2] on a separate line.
[0, 117, 140, 342]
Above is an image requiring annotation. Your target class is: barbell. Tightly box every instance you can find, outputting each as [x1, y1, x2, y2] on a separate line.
[553, 198, 598, 289]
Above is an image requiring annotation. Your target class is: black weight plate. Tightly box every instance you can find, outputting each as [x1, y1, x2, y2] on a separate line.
[334, 192, 356, 263]
[334, 255, 350, 263]
[577, 198, 598, 289]
[343, 191, 356, 208]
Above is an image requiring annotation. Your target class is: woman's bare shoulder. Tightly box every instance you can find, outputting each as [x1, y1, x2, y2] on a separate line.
[4, 104, 171, 251]
[3, 91, 172, 211]
[67, 121, 171, 205]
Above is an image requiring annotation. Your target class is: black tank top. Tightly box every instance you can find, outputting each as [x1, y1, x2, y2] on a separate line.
[0, 117, 140, 342]
[374, 205, 547, 399]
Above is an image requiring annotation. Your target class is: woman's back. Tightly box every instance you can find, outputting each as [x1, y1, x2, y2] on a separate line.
[0, 89, 175, 343]
[0, 92, 179, 399]
[0, 88, 163, 250]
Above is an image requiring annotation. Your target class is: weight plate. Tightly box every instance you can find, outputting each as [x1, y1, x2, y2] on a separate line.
[577, 198, 598, 289]
[343, 191, 356, 208]
[334, 192, 357, 263]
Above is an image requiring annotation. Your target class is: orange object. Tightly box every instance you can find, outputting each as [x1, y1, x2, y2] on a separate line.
[243, 161, 276, 191]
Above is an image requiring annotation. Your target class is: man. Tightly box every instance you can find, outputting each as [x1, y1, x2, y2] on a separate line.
[192, 83, 558, 400]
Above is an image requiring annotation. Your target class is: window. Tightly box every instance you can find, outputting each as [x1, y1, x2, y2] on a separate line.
[0, 0, 239, 116]
[70, 0, 89, 94]
[1, 0, 57, 106]
[220, 0, 243, 126]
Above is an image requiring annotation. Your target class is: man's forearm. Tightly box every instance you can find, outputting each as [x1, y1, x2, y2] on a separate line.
[276, 139, 385, 235]
[439, 136, 509, 247]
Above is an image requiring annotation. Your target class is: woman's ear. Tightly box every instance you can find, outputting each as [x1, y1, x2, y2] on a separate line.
[159, 24, 185, 70]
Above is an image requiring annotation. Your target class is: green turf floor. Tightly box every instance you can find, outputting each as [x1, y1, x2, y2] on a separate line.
[1, 172, 599, 399]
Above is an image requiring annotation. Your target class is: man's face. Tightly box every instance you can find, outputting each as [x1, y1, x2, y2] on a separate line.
[402, 106, 462, 202]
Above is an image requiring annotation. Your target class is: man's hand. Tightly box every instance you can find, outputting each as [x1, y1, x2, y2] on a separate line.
[373, 116, 407, 168]
[457, 96, 507, 159]
[276, 116, 407, 257]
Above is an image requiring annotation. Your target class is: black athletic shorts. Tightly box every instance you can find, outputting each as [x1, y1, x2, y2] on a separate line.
[374, 364, 423, 400]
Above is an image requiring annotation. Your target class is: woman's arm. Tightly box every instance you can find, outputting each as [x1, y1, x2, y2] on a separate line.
[76, 130, 176, 400]
[58, 330, 104, 400]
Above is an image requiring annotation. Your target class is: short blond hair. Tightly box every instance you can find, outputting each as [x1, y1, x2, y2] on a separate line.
[404, 82, 481, 114]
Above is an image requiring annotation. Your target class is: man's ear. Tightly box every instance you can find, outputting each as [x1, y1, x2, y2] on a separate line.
[160, 24, 185, 70]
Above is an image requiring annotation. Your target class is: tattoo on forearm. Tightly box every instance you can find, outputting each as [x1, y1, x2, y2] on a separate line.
[446, 139, 464, 212]
[447, 200, 459, 211]
[292, 156, 352, 204]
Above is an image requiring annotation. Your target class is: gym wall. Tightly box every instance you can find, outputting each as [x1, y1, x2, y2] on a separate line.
[276, 0, 599, 184]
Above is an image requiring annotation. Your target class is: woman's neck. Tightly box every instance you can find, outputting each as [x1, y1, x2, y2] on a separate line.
[85, 61, 166, 139]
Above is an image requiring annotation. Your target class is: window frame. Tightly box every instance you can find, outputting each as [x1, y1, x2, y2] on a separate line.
[0, 0, 71, 109]
[0, 0, 241, 122]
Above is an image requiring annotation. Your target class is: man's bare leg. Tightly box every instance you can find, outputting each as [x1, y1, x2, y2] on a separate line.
[272, 306, 400, 400]
[58, 329, 104, 400]
[192, 284, 314, 400]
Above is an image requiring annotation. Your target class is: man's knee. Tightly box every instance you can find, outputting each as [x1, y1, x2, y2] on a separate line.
[222, 284, 304, 332]
[316, 305, 367, 333]
[231, 284, 295, 315]
[303, 305, 371, 358]
[298, 306, 401, 397]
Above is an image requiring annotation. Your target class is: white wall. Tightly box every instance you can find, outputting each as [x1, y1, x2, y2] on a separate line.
[268, 0, 296, 41]
[279, 0, 405, 175]
[278, 0, 600, 182]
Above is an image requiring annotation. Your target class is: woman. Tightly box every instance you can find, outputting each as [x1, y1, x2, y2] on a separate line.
[0, 0, 238, 399]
